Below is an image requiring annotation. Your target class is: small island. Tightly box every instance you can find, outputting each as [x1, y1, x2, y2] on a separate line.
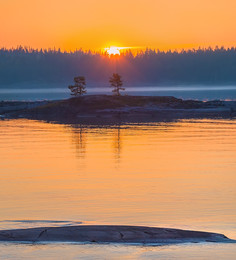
[1, 95, 235, 124]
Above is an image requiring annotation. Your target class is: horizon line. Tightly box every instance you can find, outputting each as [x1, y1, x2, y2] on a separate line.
[1, 45, 236, 55]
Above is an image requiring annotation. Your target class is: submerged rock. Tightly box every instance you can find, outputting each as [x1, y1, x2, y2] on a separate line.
[0, 225, 233, 244]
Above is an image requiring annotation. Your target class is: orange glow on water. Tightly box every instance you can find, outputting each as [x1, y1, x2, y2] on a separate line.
[0, 119, 236, 238]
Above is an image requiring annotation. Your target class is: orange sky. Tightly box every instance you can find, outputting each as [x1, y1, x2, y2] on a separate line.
[0, 0, 236, 51]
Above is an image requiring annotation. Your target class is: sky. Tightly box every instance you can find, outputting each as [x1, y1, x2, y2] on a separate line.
[0, 0, 236, 51]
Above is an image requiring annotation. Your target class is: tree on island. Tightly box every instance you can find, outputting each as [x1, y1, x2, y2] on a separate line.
[68, 76, 87, 96]
[109, 73, 125, 96]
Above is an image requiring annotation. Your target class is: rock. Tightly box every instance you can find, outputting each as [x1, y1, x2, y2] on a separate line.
[0, 225, 233, 244]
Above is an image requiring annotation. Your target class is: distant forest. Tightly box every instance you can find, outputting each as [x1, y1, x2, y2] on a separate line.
[1, 46, 236, 86]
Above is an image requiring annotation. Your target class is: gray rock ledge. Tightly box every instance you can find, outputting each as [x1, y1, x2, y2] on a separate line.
[0, 225, 234, 244]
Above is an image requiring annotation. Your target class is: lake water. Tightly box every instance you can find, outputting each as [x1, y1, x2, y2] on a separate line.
[0, 118, 236, 259]
[0, 85, 236, 101]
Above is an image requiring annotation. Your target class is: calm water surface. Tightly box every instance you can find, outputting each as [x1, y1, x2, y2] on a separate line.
[0, 118, 236, 259]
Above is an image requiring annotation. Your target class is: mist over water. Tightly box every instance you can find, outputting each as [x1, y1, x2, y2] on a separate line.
[1, 85, 236, 101]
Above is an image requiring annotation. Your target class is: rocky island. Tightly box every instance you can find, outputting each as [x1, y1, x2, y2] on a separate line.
[1, 95, 235, 124]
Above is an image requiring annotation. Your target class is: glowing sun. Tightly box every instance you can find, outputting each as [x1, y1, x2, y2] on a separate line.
[105, 46, 121, 55]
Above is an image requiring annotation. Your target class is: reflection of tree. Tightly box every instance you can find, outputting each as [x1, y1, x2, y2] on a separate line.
[113, 125, 122, 163]
[71, 125, 86, 159]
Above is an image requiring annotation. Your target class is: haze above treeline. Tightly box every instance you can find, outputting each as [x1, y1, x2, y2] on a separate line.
[1, 46, 236, 87]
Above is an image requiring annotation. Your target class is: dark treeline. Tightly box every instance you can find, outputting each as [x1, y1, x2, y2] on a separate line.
[1, 46, 236, 86]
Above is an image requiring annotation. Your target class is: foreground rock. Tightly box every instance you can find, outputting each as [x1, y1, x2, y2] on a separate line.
[0, 225, 233, 244]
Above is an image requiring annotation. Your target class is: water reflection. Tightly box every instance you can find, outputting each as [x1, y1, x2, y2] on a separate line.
[113, 125, 122, 163]
[71, 125, 87, 159]
[71, 123, 124, 164]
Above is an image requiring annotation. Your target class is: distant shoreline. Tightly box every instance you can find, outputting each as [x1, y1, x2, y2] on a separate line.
[0, 225, 234, 244]
[1, 95, 235, 124]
